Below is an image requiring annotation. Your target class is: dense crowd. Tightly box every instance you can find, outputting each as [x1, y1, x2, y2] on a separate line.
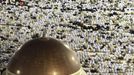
[0, 0, 134, 74]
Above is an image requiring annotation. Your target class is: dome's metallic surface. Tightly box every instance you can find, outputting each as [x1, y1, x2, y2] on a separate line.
[7, 37, 84, 75]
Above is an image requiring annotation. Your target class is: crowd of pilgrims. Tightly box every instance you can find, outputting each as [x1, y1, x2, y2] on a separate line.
[0, 0, 134, 74]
